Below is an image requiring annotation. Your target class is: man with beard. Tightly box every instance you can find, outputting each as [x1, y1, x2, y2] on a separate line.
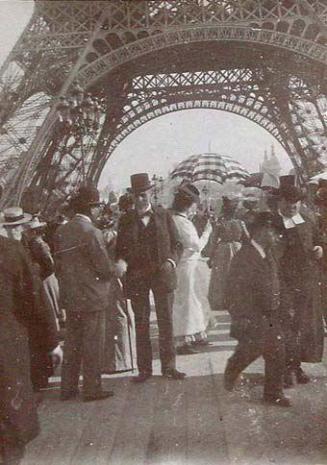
[116, 173, 185, 382]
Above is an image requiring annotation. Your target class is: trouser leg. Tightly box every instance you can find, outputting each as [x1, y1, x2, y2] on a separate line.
[81, 311, 106, 396]
[130, 291, 153, 374]
[152, 290, 176, 371]
[263, 320, 285, 397]
[61, 313, 82, 394]
[225, 339, 262, 381]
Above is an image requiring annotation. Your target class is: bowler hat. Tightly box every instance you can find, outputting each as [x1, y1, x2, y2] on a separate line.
[130, 173, 153, 193]
[74, 184, 101, 206]
[247, 211, 277, 236]
[0, 206, 32, 226]
[177, 182, 200, 203]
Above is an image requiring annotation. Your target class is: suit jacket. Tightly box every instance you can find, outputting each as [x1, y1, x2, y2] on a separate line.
[116, 207, 181, 295]
[54, 215, 113, 313]
[226, 243, 276, 341]
[0, 237, 40, 444]
[273, 213, 323, 362]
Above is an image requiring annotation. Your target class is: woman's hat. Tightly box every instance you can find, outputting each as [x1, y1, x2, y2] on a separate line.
[177, 182, 200, 203]
[130, 173, 153, 194]
[0, 207, 32, 226]
[25, 216, 47, 231]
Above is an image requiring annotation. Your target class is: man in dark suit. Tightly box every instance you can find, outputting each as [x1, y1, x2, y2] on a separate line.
[273, 176, 324, 387]
[116, 173, 185, 382]
[224, 212, 290, 407]
[0, 236, 40, 464]
[54, 185, 115, 401]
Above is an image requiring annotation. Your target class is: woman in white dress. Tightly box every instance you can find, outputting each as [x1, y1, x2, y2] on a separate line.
[172, 183, 212, 355]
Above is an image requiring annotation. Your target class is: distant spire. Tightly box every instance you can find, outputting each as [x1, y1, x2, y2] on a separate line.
[208, 140, 212, 153]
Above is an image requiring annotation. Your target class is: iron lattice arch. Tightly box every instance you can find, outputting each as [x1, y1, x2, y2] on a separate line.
[1, 0, 327, 208]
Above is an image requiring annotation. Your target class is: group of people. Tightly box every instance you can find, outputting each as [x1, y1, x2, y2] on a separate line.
[1, 170, 327, 464]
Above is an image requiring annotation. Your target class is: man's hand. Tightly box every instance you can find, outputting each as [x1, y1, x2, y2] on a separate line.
[114, 259, 128, 277]
[313, 245, 323, 260]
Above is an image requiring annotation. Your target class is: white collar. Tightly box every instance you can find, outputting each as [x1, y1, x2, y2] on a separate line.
[278, 211, 305, 229]
[75, 214, 92, 223]
[251, 239, 266, 259]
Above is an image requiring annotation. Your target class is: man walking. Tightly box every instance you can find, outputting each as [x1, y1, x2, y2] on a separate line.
[54, 185, 115, 401]
[224, 212, 290, 407]
[273, 175, 324, 387]
[116, 173, 185, 382]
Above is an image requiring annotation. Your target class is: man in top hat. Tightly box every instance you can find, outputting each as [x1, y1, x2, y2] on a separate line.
[224, 212, 289, 407]
[116, 173, 185, 382]
[54, 184, 116, 401]
[273, 175, 324, 387]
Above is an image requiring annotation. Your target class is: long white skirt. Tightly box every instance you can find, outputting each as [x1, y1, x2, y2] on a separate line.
[173, 255, 207, 337]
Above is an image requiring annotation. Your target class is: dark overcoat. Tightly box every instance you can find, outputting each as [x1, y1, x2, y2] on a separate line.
[54, 215, 113, 313]
[225, 243, 277, 341]
[115, 207, 181, 296]
[0, 237, 39, 446]
[273, 214, 324, 363]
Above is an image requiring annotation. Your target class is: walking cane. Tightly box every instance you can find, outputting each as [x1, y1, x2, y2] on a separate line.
[118, 278, 135, 372]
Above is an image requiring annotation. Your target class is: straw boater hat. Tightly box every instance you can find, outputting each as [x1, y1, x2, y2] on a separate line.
[0, 207, 32, 226]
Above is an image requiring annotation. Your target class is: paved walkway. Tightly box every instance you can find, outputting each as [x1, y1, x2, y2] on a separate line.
[22, 311, 327, 465]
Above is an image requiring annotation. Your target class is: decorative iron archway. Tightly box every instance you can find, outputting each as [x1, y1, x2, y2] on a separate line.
[1, 1, 327, 209]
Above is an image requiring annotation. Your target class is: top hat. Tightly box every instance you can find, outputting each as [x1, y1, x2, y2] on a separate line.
[74, 184, 101, 206]
[177, 182, 200, 203]
[130, 173, 153, 194]
[276, 175, 303, 202]
[0, 206, 32, 226]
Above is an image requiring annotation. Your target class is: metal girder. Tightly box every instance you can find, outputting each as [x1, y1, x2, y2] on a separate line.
[1, 1, 327, 208]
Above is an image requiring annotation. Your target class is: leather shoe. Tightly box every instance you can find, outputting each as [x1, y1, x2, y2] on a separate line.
[283, 372, 295, 389]
[263, 394, 291, 407]
[83, 390, 114, 402]
[295, 368, 310, 384]
[176, 345, 199, 355]
[162, 368, 186, 380]
[192, 340, 212, 347]
[131, 372, 152, 383]
[60, 390, 79, 401]
[223, 371, 238, 392]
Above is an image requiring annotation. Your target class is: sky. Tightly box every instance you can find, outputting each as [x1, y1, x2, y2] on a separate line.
[0, 0, 293, 191]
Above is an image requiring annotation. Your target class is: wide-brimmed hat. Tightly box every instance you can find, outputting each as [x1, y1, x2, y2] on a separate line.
[0, 207, 32, 226]
[275, 175, 303, 202]
[177, 182, 200, 203]
[130, 173, 153, 194]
